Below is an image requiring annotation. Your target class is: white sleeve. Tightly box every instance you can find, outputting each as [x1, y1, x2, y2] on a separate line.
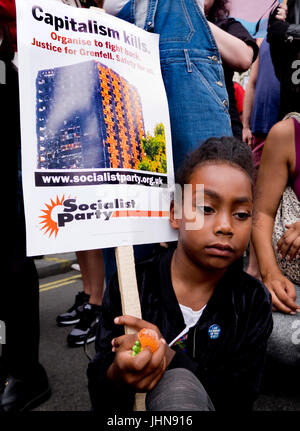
[196, 0, 204, 12]
[103, 0, 129, 16]
[52, 0, 82, 6]
[103, 1, 204, 18]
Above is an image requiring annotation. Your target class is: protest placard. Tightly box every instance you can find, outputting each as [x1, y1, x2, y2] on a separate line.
[16, 0, 177, 256]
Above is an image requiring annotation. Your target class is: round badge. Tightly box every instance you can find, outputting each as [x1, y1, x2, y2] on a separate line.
[208, 324, 221, 340]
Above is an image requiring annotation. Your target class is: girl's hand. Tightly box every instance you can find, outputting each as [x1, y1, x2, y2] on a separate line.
[107, 316, 174, 392]
[277, 221, 300, 260]
[263, 272, 300, 314]
[275, 3, 288, 21]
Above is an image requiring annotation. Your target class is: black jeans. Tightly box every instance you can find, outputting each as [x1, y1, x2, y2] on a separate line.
[146, 368, 215, 411]
[0, 56, 40, 379]
[1, 253, 40, 378]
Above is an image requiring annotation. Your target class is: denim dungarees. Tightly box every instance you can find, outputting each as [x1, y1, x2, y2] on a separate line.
[117, 0, 232, 171]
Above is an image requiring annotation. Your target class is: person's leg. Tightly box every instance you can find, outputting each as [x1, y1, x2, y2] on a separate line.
[1, 150, 41, 378]
[0, 203, 51, 411]
[146, 368, 215, 411]
[67, 249, 104, 347]
[2, 256, 40, 377]
[0, 56, 50, 410]
[76, 249, 105, 306]
[76, 251, 91, 296]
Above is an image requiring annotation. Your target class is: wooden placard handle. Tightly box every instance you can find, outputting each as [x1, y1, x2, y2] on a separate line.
[115, 246, 146, 411]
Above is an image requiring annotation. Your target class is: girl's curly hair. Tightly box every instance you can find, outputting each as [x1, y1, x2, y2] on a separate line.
[207, 0, 230, 23]
[175, 137, 254, 188]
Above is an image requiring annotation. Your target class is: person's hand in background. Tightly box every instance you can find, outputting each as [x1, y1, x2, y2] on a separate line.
[275, 2, 288, 21]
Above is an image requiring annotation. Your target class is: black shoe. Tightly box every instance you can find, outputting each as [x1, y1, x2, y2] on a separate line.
[0, 364, 51, 412]
[56, 291, 90, 326]
[67, 303, 101, 347]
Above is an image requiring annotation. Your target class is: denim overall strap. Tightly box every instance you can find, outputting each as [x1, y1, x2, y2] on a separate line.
[154, 0, 219, 57]
[140, 0, 158, 31]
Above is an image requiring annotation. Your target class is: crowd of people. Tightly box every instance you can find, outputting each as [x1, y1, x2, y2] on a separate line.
[0, 0, 299, 413]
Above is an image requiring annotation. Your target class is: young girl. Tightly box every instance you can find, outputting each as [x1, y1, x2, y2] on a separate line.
[87, 137, 273, 412]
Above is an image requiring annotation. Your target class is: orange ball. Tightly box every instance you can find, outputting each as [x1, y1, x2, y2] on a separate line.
[138, 328, 159, 353]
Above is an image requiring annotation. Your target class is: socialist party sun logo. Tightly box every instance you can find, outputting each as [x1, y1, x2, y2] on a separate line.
[39, 195, 66, 238]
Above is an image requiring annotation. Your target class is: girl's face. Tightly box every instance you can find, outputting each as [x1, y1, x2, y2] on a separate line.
[171, 163, 253, 271]
[204, 0, 215, 16]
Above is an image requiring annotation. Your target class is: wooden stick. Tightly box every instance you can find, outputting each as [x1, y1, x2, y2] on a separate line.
[115, 246, 146, 411]
[115, 246, 142, 330]
[282, 0, 288, 6]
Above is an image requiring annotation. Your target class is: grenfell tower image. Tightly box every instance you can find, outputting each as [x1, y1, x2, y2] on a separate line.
[36, 60, 145, 170]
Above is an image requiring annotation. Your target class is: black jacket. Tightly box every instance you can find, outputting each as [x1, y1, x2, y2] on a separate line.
[87, 247, 273, 412]
[267, 0, 300, 119]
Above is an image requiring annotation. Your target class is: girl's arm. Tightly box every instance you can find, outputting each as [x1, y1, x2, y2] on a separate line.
[208, 21, 254, 72]
[252, 119, 300, 314]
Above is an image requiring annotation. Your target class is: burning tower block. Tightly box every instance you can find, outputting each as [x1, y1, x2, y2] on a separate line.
[36, 60, 145, 169]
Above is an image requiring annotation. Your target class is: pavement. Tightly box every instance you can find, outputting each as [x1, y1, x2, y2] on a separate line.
[34, 252, 78, 279]
[34, 269, 91, 411]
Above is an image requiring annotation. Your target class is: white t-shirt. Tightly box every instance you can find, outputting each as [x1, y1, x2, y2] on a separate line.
[103, 0, 204, 17]
[180, 303, 206, 328]
[169, 303, 206, 347]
